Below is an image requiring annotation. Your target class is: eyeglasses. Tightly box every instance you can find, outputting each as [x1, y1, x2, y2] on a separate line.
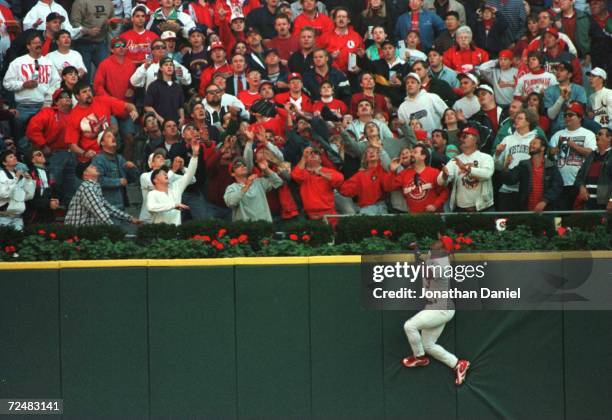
[564, 112, 577, 118]
[152, 45, 166, 50]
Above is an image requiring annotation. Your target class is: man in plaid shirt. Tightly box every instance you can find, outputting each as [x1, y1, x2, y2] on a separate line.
[65, 163, 141, 226]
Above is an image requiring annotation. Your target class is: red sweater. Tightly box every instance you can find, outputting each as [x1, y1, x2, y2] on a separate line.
[265, 35, 300, 61]
[237, 90, 261, 109]
[93, 55, 136, 99]
[392, 166, 448, 213]
[339, 164, 390, 207]
[188, 1, 214, 28]
[199, 62, 232, 96]
[250, 114, 286, 138]
[349, 93, 388, 117]
[291, 165, 344, 217]
[292, 12, 334, 37]
[312, 98, 348, 116]
[121, 29, 159, 64]
[443, 46, 489, 73]
[317, 28, 362, 72]
[25, 107, 71, 152]
[274, 91, 313, 113]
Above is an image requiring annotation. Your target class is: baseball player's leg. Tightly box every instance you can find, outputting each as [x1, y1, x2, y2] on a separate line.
[421, 319, 458, 368]
[403, 310, 453, 366]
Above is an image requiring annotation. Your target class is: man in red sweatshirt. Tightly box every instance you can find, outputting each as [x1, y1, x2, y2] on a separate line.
[391, 143, 448, 212]
[26, 88, 76, 204]
[292, 146, 344, 222]
[317, 7, 362, 73]
[93, 36, 138, 160]
[121, 5, 159, 65]
[274, 72, 313, 113]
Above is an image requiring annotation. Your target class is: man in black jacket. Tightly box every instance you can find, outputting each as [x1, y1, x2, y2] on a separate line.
[574, 127, 612, 211]
[499, 136, 563, 212]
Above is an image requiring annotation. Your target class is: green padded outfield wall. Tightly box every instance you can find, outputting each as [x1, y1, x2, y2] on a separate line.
[0, 257, 611, 418]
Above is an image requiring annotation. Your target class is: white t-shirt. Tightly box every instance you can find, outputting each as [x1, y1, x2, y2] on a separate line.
[45, 49, 87, 76]
[397, 90, 448, 135]
[549, 126, 597, 186]
[453, 95, 480, 119]
[514, 71, 558, 98]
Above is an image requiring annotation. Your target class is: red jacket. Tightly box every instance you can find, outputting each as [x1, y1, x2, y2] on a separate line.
[93, 55, 136, 99]
[339, 164, 391, 207]
[291, 165, 344, 218]
[443, 45, 489, 73]
[0, 6, 17, 43]
[312, 98, 348, 116]
[199, 62, 232, 96]
[391, 166, 448, 213]
[292, 12, 333, 37]
[317, 28, 362, 72]
[26, 107, 71, 152]
[215, 11, 246, 54]
[274, 92, 313, 113]
[188, 1, 214, 28]
[253, 166, 299, 219]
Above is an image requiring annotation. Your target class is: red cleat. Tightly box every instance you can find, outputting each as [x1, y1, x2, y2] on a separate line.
[454, 359, 470, 385]
[402, 356, 430, 368]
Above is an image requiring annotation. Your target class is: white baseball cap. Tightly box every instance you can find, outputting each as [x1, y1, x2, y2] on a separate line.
[458, 72, 479, 85]
[587, 67, 607, 81]
[475, 84, 494, 95]
[160, 31, 177, 40]
[405, 72, 421, 84]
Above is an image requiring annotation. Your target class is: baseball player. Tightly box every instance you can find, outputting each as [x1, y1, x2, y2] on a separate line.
[402, 239, 470, 386]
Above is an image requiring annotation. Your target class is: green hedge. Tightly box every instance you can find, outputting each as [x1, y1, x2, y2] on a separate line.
[0, 214, 610, 261]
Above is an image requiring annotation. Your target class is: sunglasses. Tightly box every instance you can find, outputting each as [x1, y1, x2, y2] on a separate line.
[113, 43, 126, 48]
[152, 45, 166, 50]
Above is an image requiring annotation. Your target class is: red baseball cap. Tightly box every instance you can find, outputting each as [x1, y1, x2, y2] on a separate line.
[209, 41, 225, 51]
[288, 72, 302, 81]
[52, 88, 70, 103]
[460, 127, 480, 138]
[544, 27, 559, 38]
[566, 102, 584, 117]
[498, 49, 513, 59]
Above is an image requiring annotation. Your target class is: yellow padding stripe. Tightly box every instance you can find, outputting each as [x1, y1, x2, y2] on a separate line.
[1, 252, 611, 270]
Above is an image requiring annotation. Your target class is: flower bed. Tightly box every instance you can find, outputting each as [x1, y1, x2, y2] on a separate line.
[0, 214, 610, 261]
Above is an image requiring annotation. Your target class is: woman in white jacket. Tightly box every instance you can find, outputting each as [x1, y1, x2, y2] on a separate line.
[147, 139, 199, 225]
[0, 150, 35, 230]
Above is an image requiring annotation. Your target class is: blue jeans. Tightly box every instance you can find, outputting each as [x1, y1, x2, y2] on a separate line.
[182, 191, 209, 221]
[15, 102, 42, 140]
[47, 150, 77, 205]
[74, 40, 109, 83]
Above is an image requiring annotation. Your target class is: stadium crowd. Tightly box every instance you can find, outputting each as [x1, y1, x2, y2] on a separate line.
[0, 0, 611, 229]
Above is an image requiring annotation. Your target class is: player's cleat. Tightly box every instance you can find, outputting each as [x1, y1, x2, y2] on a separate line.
[454, 359, 470, 385]
[402, 356, 430, 368]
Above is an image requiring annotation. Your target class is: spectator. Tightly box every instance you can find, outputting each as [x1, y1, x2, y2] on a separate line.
[121, 4, 160, 65]
[292, 0, 334, 37]
[431, 128, 459, 158]
[238, 69, 264, 110]
[556, 0, 591, 59]
[442, 25, 490, 73]
[0, 4, 17, 63]
[477, 49, 518, 108]
[531, 9, 578, 56]
[138, 113, 164, 165]
[312, 81, 348, 119]
[143, 56, 186, 127]
[198, 41, 231, 96]
[588, 0, 610, 31]
[187, 0, 215, 29]
[225, 54, 249, 96]
[526, 92, 550, 134]
[424, 0, 466, 25]
[245, 0, 279, 40]
[24, 148, 60, 224]
[317, 7, 362, 74]
[494, 109, 539, 210]
[204, 74, 249, 122]
[291, 146, 344, 221]
[363, 26, 393, 61]
[263, 49, 289, 88]
[131, 39, 192, 91]
[401, 30, 428, 65]
[574, 127, 611, 210]
[160, 31, 182, 63]
[350, 70, 389, 116]
[543, 61, 587, 134]
[71, 0, 114, 81]
[46, 29, 87, 78]
[390, 143, 449, 212]
[540, 27, 582, 85]
[339, 145, 390, 214]
[549, 102, 596, 209]
[346, 99, 395, 144]
[453, 72, 480, 118]
[469, 84, 507, 154]
[244, 28, 267, 75]
[23, 0, 81, 38]
[205, 135, 240, 219]
[91, 130, 139, 210]
[434, 11, 461, 52]
[302, 48, 351, 102]
[146, 0, 196, 39]
[395, 0, 445, 51]
[513, 13, 540, 57]
[437, 127, 495, 212]
[265, 14, 299, 66]
[181, 27, 207, 89]
[499, 135, 563, 211]
[514, 51, 558, 100]
[398, 73, 448, 134]
[587, 68, 611, 129]
[473, 4, 509, 58]
[354, 0, 395, 38]
[288, 26, 316, 74]
[25, 88, 76, 204]
[427, 47, 459, 89]
[40, 12, 63, 55]
[485, 0, 527, 45]
[65, 80, 139, 163]
[65, 161, 140, 226]
[3, 32, 61, 140]
[147, 138, 200, 225]
[94, 36, 138, 160]
[412, 59, 458, 108]
[224, 156, 283, 222]
[0, 149, 35, 229]
[274, 72, 313, 113]
[139, 151, 167, 223]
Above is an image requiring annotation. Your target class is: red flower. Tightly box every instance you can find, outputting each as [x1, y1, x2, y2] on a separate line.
[202, 235, 211, 242]
[4, 245, 15, 253]
[464, 237, 473, 245]
[454, 244, 461, 250]
[370, 229, 378, 236]
[556, 226, 568, 237]
[230, 238, 239, 246]
[301, 234, 311, 242]
[212, 239, 224, 250]
[383, 230, 392, 237]
[262, 239, 270, 246]
[66, 239, 74, 244]
[49, 232, 57, 239]
[289, 234, 298, 241]
[38, 229, 46, 235]
[440, 235, 454, 252]
[217, 228, 227, 239]
[238, 234, 248, 243]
